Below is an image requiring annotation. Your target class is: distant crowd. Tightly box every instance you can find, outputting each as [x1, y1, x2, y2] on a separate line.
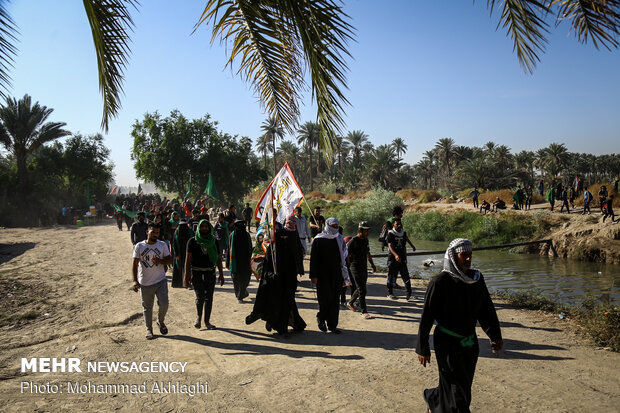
[471, 177, 618, 223]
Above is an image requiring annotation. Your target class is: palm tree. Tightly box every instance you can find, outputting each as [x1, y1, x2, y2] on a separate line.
[261, 116, 284, 174]
[255, 135, 273, 170]
[346, 130, 369, 170]
[540, 142, 569, 178]
[434, 137, 456, 181]
[514, 150, 536, 177]
[2, 0, 618, 144]
[0, 95, 71, 191]
[483, 141, 497, 157]
[278, 140, 300, 173]
[297, 121, 320, 190]
[493, 145, 513, 172]
[333, 135, 350, 173]
[456, 158, 491, 189]
[392, 137, 408, 167]
[370, 144, 401, 189]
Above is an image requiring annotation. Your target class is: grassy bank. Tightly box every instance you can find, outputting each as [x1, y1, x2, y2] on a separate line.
[402, 210, 549, 246]
[493, 289, 619, 351]
[303, 190, 556, 246]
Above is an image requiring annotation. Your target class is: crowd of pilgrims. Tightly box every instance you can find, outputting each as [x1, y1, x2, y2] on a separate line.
[473, 177, 618, 222]
[125, 194, 503, 412]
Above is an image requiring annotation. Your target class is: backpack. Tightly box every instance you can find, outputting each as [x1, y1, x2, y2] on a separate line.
[378, 220, 392, 250]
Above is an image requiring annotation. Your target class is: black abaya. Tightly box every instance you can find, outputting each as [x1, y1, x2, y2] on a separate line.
[246, 229, 306, 334]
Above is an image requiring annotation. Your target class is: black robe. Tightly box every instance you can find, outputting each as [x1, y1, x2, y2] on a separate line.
[416, 271, 502, 413]
[230, 227, 252, 300]
[309, 237, 342, 330]
[247, 230, 306, 334]
[171, 224, 193, 287]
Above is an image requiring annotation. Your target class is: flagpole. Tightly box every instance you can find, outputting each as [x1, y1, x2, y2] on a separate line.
[270, 185, 277, 274]
[301, 194, 318, 226]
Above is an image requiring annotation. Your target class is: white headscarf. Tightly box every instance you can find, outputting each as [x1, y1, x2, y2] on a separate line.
[443, 238, 480, 284]
[312, 217, 350, 284]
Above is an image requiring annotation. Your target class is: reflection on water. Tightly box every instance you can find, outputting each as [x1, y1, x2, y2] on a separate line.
[366, 238, 619, 305]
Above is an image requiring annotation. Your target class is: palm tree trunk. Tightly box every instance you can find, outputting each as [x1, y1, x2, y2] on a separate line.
[16, 153, 28, 194]
[272, 134, 277, 175]
[309, 146, 313, 191]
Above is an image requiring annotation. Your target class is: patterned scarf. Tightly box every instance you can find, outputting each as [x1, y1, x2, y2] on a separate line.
[442, 238, 480, 284]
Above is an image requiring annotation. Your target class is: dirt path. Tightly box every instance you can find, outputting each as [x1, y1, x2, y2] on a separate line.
[0, 223, 618, 412]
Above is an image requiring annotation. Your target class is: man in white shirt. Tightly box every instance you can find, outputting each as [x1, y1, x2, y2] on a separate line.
[132, 222, 173, 339]
[294, 206, 310, 254]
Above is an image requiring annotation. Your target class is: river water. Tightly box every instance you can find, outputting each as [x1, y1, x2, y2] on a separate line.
[364, 237, 619, 305]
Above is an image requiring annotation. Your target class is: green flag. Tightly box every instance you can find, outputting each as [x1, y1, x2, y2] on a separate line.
[184, 174, 192, 199]
[204, 172, 219, 200]
[113, 204, 137, 219]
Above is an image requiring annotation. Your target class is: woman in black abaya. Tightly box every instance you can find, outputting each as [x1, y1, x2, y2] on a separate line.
[245, 216, 306, 336]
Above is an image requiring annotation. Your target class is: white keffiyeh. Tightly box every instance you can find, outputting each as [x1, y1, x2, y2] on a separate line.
[443, 238, 480, 284]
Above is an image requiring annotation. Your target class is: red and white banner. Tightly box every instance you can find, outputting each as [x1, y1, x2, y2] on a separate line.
[107, 185, 118, 195]
[254, 163, 304, 224]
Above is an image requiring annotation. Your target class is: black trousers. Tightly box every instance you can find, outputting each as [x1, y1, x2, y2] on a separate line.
[349, 267, 368, 313]
[192, 269, 216, 323]
[387, 260, 411, 295]
[472, 197, 479, 208]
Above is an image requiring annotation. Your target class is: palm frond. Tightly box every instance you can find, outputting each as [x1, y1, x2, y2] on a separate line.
[278, 0, 354, 159]
[488, 0, 551, 73]
[197, 0, 303, 133]
[83, 0, 138, 132]
[197, 0, 354, 160]
[0, 1, 19, 100]
[553, 0, 620, 50]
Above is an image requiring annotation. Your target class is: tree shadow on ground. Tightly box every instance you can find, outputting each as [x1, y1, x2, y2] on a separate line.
[0, 242, 36, 265]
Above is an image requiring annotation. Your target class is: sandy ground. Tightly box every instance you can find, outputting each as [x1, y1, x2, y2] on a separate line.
[0, 222, 619, 412]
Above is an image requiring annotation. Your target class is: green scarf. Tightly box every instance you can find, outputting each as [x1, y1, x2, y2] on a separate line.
[169, 217, 180, 227]
[195, 219, 218, 265]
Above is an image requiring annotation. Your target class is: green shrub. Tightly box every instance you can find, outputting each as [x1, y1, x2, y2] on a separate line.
[336, 187, 402, 231]
[402, 210, 539, 245]
[418, 190, 441, 203]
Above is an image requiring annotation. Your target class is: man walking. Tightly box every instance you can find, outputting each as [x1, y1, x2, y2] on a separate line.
[132, 223, 173, 340]
[242, 203, 253, 232]
[294, 206, 310, 254]
[386, 218, 416, 301]
[417, 238, 503, 413]
[346, 222, 377, 319]
[130, 211, 149, 245]
[470, 188, 480, 209]
[310, 218, 345, 334]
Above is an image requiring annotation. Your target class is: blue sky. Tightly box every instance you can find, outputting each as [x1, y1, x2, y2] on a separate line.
[7, 1, 620, 186]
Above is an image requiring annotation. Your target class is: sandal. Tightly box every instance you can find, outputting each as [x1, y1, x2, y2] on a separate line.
[205, 323, 217, 330]
[157, 322, 168, 335]
[361, 313, 373, 319]
[346, 302, 358, 312]
[145, 330, 154, 340]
